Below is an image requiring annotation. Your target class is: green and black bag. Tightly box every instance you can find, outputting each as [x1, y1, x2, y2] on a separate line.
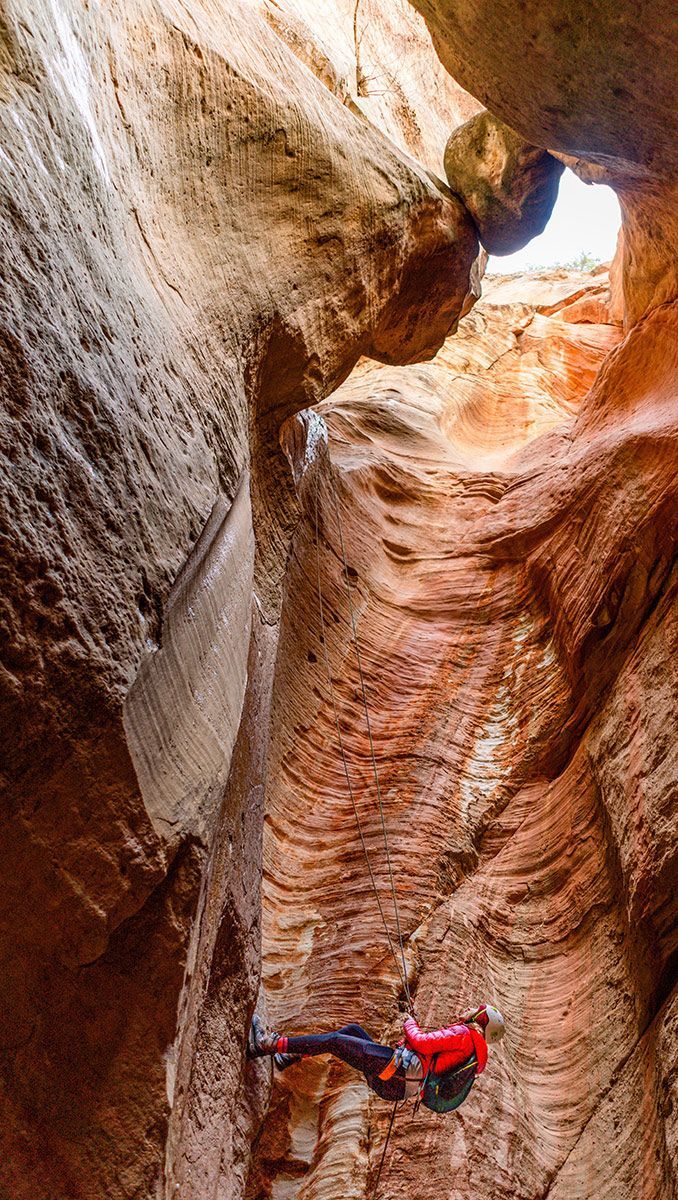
[420, 1052, 478, 1114]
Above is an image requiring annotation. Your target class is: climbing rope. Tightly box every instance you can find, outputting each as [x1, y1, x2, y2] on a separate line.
[313, 471, 409, 1002]
[325, 465, 412, 1009]
[311, 446, 415, 1200]
[312, 456, 412, 1012]
[369, 1100, 400, 1200]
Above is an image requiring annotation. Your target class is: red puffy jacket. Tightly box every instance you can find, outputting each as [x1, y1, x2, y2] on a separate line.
[402, 1017, 488, 1078]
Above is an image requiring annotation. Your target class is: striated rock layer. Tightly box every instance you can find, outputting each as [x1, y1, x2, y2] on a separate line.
[256, 270, 677, 1199]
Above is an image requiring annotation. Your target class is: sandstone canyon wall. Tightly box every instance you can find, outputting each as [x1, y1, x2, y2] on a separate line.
[0, 2, 477, 1195]
[258, 268, 676, 1199]
[0, 2, 675, 1199]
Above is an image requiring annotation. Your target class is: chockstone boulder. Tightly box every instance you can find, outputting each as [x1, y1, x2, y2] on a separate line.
[444, 111, 564, 254]
[0, 1, 676, 1199]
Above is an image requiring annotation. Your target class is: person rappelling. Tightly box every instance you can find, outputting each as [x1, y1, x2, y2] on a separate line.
[250, 458, 505, 1149]
[248, 1004, 505, 1112]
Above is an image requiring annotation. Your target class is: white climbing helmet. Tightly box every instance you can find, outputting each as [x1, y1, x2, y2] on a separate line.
[482, 1003, 505, 1043]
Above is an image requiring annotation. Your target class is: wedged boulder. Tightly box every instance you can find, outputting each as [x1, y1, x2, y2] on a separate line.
[444, 111, 564, 254]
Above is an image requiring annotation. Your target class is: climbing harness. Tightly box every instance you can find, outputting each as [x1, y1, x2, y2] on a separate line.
[378, 1044, 424, 1098]
[313, 460, 412, 1010]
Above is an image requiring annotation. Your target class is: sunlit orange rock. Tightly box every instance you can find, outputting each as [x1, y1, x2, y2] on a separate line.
[1, 0, 676, 1196]
[0, 2, 475, 1195]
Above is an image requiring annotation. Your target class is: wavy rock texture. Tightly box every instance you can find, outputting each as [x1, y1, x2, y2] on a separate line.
[261, 0, 483, 175]
[0, 2, 477, 1196]
[257, 270, 677, 1199]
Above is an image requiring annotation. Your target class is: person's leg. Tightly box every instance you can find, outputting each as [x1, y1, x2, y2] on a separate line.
[335, 1024, 375, 1041]
[297, 1030, 405, 1100]
[274, 1029, 376, 1079]
[366, 1072, 407, 1101]
[280, 1031, 393, 1077]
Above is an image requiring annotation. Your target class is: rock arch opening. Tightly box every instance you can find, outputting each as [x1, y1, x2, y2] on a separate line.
[488, 169, 622, 275]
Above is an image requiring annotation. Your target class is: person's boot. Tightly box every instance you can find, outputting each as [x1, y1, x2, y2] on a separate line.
[247, 1013, 280, 1059]
[273, 1051, 302, 1072]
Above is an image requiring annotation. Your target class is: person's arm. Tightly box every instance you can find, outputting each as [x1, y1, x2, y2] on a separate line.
[403, 1016, 474, 1056]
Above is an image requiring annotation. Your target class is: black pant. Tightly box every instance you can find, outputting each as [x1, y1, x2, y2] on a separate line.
[284, 1024, 406, 1101]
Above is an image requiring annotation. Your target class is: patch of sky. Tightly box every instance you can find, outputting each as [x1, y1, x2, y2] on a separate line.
[487, 169, 622, 274]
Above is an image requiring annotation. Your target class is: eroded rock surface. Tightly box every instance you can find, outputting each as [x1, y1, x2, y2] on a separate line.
[1, 0, 676, 1198]
[411, 0, 678, 325]
[256, 270, 676, 1199]
[261, 0, 483, 175]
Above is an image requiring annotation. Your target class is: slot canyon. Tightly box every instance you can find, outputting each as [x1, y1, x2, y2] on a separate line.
[0, 2, 675, 1199]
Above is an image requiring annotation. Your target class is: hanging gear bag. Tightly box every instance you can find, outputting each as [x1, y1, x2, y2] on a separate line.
[420, 1052, 478, 1114]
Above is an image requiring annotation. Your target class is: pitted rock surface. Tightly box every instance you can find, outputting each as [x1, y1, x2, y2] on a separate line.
[0, 2, 476, 1194]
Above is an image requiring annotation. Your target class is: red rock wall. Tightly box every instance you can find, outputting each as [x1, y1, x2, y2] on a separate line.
[255, 271, 676, 1198]
[0, 2, 476, 1195]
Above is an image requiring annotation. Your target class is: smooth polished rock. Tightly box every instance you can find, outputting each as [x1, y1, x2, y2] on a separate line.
[0, 1, 476, 1195]
[258, 270, 676, 1200]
